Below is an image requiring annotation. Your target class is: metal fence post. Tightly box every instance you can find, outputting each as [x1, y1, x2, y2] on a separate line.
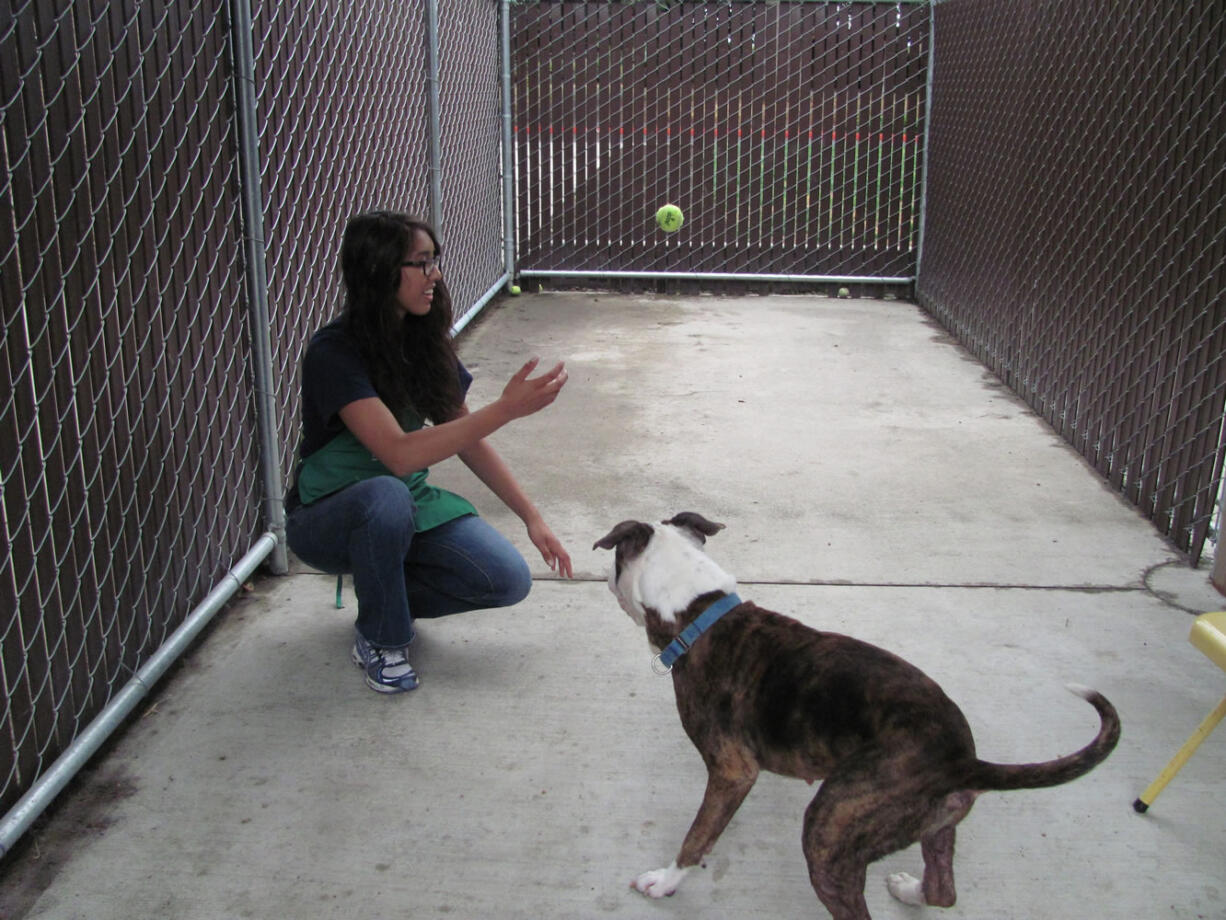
[1213, 477, 1226, 594]
[915, 0, 937, 279]
[231, 0, 289, 574]
[500, 0, 516, 284]
[426, 0, 444, 235]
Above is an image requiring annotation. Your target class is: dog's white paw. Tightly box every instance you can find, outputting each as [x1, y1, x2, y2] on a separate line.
[886, 871, 926, 906]
[631, 862, 688, 898]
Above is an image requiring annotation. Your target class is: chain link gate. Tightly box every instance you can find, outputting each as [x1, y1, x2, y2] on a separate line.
[509, 0, 929, 285]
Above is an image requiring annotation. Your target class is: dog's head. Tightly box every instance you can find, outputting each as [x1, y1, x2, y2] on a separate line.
[593, 512, 736, 628]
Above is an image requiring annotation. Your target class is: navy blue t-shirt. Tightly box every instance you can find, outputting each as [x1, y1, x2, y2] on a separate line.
[287, 317, 472, 508]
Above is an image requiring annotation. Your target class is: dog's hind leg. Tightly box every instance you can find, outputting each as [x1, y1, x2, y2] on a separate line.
[886, 789, 978, 908]
[801, 785, 880, 920]
[802, 756, 948, 920]
[805, 852, 871, 920]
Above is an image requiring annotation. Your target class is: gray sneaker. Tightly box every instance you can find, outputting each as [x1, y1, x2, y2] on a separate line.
[351, 630, 419, 693]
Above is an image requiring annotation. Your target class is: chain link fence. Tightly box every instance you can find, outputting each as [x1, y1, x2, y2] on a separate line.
[1, 0, 510, 851]
[917, 0, 1226, 565]
[1, 0, 262, 837]
[255, 0, 509, 493]
[510, 0, 929, 284]
[3, 0, 1224, 861]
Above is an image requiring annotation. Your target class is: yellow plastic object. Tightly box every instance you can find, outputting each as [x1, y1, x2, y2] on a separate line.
[1134, 611, 1226, 813]
[1190, 610, 1226, 670]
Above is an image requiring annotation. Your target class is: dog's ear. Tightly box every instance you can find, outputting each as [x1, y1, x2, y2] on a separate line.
[593, 520, 654, 554]
[662, 511, 725, 544]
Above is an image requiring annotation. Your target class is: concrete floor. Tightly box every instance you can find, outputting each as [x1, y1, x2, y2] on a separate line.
[3, 293, 1224, 920]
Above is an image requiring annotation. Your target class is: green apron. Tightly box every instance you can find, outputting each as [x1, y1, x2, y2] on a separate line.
[295, 423, 476, 532]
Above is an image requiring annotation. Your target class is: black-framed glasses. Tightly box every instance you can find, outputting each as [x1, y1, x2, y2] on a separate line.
[402, 256, 442, 276]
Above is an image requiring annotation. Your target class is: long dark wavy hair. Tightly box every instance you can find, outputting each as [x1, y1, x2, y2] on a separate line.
[339, 211, 461, 424]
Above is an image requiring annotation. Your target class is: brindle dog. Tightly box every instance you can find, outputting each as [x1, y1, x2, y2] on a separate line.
[595, 512, 1120, 920]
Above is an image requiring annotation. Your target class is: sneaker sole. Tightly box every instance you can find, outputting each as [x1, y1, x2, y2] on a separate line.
[363, 674, 418, 693]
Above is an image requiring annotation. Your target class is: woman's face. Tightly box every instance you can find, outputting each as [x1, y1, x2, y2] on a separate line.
[395, 228, 442, 318]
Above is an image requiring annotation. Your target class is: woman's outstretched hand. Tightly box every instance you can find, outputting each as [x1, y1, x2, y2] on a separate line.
[527, 515, 573, 578]
[499, 357, 568, 420]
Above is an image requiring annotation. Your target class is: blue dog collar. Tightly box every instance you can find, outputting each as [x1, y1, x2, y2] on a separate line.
[653, 593, 743, 674]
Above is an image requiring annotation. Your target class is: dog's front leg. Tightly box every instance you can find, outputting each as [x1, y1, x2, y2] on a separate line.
[633, 764, 759, 898]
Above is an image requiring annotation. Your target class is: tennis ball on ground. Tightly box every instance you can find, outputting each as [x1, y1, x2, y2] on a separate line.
[508, 283, 521, 295]
[656, 203, 684, 232]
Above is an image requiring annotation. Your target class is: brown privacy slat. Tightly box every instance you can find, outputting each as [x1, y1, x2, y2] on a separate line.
[0, 78, 42, 792]
[638, 5, 663, 258]
[918, 0, 1226, 562]
[546, 7, 571, 263]
[50, 16, 108, 723]
[734, 3, 768, 267]
[666, 7, 707, 273]
[74, 1, 121, 713]
[512, 2, 540, 265]
[0, 102, 23, 786]
[812, 7, 839, 254]
[20, 0, 75, 758]
[613, 4, 645, 269]
[566, 1, 599, 268]
[698, 6, 732, 269]
[713, 8, 743, 261]
[780, 3, 805, 259]
[770, 3, 802, 270]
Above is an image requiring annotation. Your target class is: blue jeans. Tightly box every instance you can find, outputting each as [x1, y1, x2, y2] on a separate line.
[286, 476, 532, 648]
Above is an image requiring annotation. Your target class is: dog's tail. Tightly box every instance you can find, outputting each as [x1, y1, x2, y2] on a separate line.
[963, 684, 1120, 792]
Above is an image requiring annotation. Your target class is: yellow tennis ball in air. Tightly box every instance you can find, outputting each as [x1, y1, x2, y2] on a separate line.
[655, 203, 684, 233]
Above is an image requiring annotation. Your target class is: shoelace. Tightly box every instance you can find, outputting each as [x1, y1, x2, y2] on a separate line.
[372, 646, 414, 677]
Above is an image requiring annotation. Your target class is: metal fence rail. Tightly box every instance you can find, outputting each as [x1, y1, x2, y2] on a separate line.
[917, 0, 1226, 563]
[510, 0, 929, 282]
